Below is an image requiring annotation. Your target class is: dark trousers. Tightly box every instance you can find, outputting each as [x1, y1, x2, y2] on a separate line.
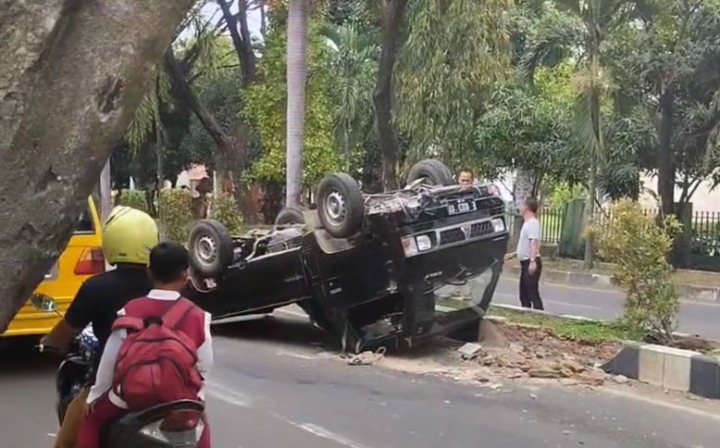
[519, 258, 544, 310]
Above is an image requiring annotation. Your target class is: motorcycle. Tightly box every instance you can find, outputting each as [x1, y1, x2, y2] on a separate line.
[32, 295, 206, 447]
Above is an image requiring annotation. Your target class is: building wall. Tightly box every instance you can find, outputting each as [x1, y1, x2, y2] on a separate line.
[639, 174, 720, 212]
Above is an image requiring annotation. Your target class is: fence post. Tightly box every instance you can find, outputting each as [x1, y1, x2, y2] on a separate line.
[559, 199, 585, 258]
[672, 202, 693, 268]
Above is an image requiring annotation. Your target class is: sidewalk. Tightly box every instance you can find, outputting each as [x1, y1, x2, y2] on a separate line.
[502, 258, 720, 302]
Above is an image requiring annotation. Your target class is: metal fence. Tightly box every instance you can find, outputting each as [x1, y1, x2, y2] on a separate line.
[534, 206, 720, 270]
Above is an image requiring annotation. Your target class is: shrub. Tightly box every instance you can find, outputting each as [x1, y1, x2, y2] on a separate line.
[158, 189, 193, 243]
[115, 189, 150, 214]
[586, 199, 682, 343]
[209, 193, 243, 234]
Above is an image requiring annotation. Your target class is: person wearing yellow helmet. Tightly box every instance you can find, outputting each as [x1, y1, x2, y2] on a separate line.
[42, 205, 159, 448]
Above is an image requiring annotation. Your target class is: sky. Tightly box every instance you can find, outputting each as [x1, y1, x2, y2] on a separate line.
[193, 2, 263, 39]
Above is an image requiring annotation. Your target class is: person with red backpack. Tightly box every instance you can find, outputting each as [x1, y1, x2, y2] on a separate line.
[75, 242, 213, 448]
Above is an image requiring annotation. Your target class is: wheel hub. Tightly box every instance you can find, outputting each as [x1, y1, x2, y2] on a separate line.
[195, 235, 217, 266]
[325, 190, 347, 227]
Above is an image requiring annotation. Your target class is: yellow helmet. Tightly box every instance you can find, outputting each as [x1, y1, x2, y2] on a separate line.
[102, 206, 159, 266]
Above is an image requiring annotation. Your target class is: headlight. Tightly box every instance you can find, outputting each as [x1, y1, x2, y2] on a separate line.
[491, 218, 505, 233]
[416, 234, 433, 252]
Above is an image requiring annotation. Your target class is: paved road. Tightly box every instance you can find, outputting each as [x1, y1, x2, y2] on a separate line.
[492, 276, 720, 340]
[3, 313, 720, 448]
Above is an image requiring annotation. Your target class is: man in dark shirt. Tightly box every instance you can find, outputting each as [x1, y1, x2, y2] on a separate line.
[41, 206, 159, 448]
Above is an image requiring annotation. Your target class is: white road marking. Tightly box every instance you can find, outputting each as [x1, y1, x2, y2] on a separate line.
[206, 381, 253, 407]
[602, 387, 720, 422]
[208, 377, 373, 448]
[543, 299, 602, 310]
[292, 423, 374, 448]
[276, 350, 316, 360]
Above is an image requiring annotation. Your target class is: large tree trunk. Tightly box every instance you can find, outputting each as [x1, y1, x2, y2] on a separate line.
[286, 0, 309, 208]
[165, 48, 261, 223]
[657, 85, 675, 217]
[217, 0, 257, 86]
[373, 0, 409, 192]
[0, 0, 195, 330]
[216, 0, 261, 222]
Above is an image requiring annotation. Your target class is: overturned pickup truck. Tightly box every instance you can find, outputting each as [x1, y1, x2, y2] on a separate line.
[183, 159, 508, 352]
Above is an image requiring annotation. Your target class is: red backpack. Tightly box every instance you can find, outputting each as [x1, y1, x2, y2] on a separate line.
[111, 298, 204, 410]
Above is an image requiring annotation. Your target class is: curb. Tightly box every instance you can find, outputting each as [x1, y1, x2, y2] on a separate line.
[500, 265, 720, 302]
[601, 342, 720, 399]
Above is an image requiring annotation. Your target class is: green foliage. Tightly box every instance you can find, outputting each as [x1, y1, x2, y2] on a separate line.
[587, 200, 683, 342]
[243, 17, 340, 189]
[209, 193, 243, 235]
[476, 64, 585, 183]
[177, 36, 246, 171]
[396, 0, 511, 169]
[158, 189, 194, 243]
[114, 189, 150, 214]
[547, 182, 585, 210]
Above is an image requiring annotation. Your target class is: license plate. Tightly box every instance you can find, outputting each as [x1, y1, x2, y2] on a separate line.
[447, 199, 476, 215]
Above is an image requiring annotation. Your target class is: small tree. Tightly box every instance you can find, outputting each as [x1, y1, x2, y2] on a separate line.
[587, 199, 682, 343]
[209, 193, 244, 235]
[158, 189, 194, 243]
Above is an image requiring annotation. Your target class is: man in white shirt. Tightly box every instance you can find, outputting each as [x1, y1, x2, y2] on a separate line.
[511, 197, 544, 310]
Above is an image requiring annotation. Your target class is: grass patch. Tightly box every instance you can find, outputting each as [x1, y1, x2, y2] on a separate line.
[435, 298, 631, 343]
[486, 305, 633, 343]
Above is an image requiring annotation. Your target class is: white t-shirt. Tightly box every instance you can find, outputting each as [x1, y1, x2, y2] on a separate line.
[516, 217, 540, 261]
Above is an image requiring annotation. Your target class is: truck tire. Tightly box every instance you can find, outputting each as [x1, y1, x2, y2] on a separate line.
[188, 219, 234, 278]
[316, 173, 364, 238]
[407, 159, 455, 186]
[275, 206, 306, 226]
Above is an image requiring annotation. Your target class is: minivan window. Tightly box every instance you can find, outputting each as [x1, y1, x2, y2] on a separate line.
[74, 204, 95, 233]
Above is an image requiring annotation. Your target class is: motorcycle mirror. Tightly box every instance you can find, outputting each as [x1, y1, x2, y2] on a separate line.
[30, 294, 58, 313]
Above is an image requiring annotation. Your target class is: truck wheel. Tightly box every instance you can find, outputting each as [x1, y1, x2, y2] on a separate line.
[316, 173, 364, 238]
[407, 159, 455, 186]
[188, 219, 234, 278]
[275, 206, 306, 226]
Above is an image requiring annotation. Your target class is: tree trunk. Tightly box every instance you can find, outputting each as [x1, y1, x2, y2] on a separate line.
[217, 0, 257, 86]
[658, 85, 675, 217]
[215, 0, 261, 222]
[0, 0, 195, 330]
[164, 49, 257, 221]
[583, 49, 603, 270]
[373, 0, 409, 192]
[286, 0, 309, 208]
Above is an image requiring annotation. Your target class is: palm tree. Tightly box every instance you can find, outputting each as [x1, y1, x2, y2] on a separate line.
[323, 22, 379, 168]
[522, 0, 632, 268]
[286, 0, 309, 207]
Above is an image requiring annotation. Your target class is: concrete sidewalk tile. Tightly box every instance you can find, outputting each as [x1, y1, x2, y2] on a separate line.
[638, 345, 666, 387]
[600, 342, 641, 379]
[689, 355, 720, 399]
[659, 346, 695, 391]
